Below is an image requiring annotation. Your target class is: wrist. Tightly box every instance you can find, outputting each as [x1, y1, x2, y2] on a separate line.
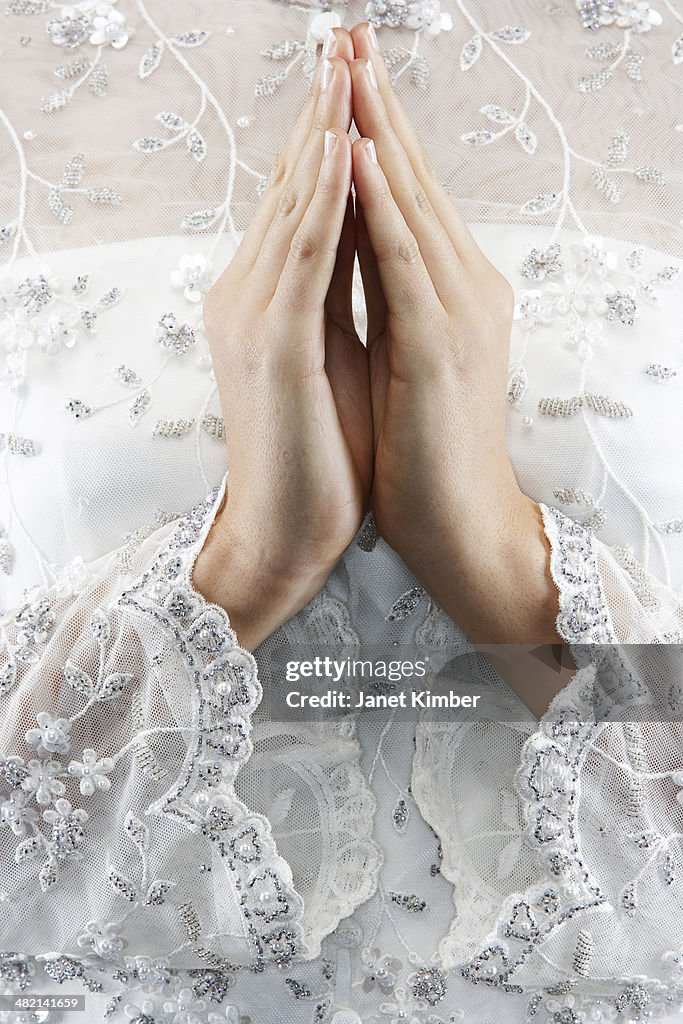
[400, 487, 561, 644]
[191, 509, 335, 651]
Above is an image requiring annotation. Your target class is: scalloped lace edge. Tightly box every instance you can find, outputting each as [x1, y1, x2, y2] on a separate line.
[121, 475, 382, 962]
[538, 502, 617, 644]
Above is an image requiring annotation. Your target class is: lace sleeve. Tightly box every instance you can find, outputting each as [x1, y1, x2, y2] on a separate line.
[539, 502, 683, 645]
[0, 477, 311, 968]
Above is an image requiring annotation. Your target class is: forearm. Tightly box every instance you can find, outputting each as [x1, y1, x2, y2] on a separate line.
[404, 491, 562, 646]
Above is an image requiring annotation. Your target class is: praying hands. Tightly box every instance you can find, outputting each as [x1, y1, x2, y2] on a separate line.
[193, 23, 562, 660]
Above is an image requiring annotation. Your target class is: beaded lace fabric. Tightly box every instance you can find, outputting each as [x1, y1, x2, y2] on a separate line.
[1, 2, 683, 1022]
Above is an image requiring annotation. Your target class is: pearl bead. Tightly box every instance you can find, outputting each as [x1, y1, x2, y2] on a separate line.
[236, 116, 251, 128]
[522, 415, 534, 427]
[331, 1011, 362, 1024]
[309, 10, 342, 43]
[23, 130, 35, 141]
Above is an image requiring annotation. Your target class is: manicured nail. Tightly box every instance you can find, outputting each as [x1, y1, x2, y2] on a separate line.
[364, 139, 377, 164]
[322, 28, 336, 57]
[321, 58, 334, 91]
[324, 129, 337, 156]
[365, 59, 378, 89]
[367, 23, 379, 50]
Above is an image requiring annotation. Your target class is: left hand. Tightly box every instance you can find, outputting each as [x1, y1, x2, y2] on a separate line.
[348, 23, 561, 645]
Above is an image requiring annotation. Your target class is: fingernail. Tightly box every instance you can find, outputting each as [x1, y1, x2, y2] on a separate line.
[324, 129, 337, 156]
[322, 28, 336, 57]
[367, 23, 379, 50]
[365, 59, 378, 89]
[321, 58, 334, 91]
[364, 139, 377, 165]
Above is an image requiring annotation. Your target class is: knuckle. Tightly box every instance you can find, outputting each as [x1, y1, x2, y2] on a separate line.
[268, 154, 287, 190]
[397, 235, 421, 266]
[413, 188, 432, 216]
[314, 174, 336, 199]
[276, 187, 298, 218]
[374, 233, 420, 268]
[289, 231, 318, 263]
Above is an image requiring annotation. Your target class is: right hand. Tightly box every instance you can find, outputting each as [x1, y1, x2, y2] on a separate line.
[193, 33, 372, 651]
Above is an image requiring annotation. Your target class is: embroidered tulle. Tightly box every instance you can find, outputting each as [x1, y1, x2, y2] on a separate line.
[1, 1, 683, 1022]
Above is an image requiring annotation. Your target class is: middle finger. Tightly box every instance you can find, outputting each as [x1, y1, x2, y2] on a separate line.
[232, 28, 354, 278]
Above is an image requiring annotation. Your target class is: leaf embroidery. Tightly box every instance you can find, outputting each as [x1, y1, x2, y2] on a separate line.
[187, 129, 207, 162]
[108, 866, 139, 902]
[261, 40, 304, 61]
[139, 41, 164, 79]
[507, 367, 528, 405]
[181, 206, 224, 232]
[460, 34, 482, 71]
[480, 104, 515, 125]
[64, 661, 94, 697]
[489, 26, 530, 44]
[60, 154, 85, 188]
[655, 520, 683, 535]
[461, 130, 495, 146]
[145, 879, 175, 905]
[99, 672, 133, 700]
[129, 389, 152, 425]
[88, 62, 108, 97]
[515, 122, 537, 154]
[673, 33, 683, 64]
[156, 110, 189, 132]
[125, 814, 149, 852]
[386, 586, 426, 623]
[520, 193, 561, 215]
[133, 137, 167, 153]
[41, 90, 71, 114]
[172, 29, 211, 47]
[411, 56, 429, 90]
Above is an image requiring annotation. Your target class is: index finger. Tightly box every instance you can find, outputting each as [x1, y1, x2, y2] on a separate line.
[230, 28, 355, 277]
[350, 22, 490, 275]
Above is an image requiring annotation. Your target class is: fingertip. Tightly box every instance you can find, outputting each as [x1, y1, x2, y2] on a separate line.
[353, 137, 377, 167]
[350, 21, 378, 56]
[326, 26, 354, 62]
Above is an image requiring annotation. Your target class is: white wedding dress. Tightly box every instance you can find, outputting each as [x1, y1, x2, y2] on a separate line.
[1, 2, 683, 1023]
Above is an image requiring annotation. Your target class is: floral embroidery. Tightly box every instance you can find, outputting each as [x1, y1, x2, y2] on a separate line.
[67, 748, 115, 795]
[576, 0, 662, 32]
[77, 919, 126, 959]
[171, 254, 213, 304]
[25, 712, 72, 755]
[88, 6, 132, 49]
[0, 266, 121, 391]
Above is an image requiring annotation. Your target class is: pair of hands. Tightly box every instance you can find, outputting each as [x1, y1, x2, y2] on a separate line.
[195, 23, 561, 655]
